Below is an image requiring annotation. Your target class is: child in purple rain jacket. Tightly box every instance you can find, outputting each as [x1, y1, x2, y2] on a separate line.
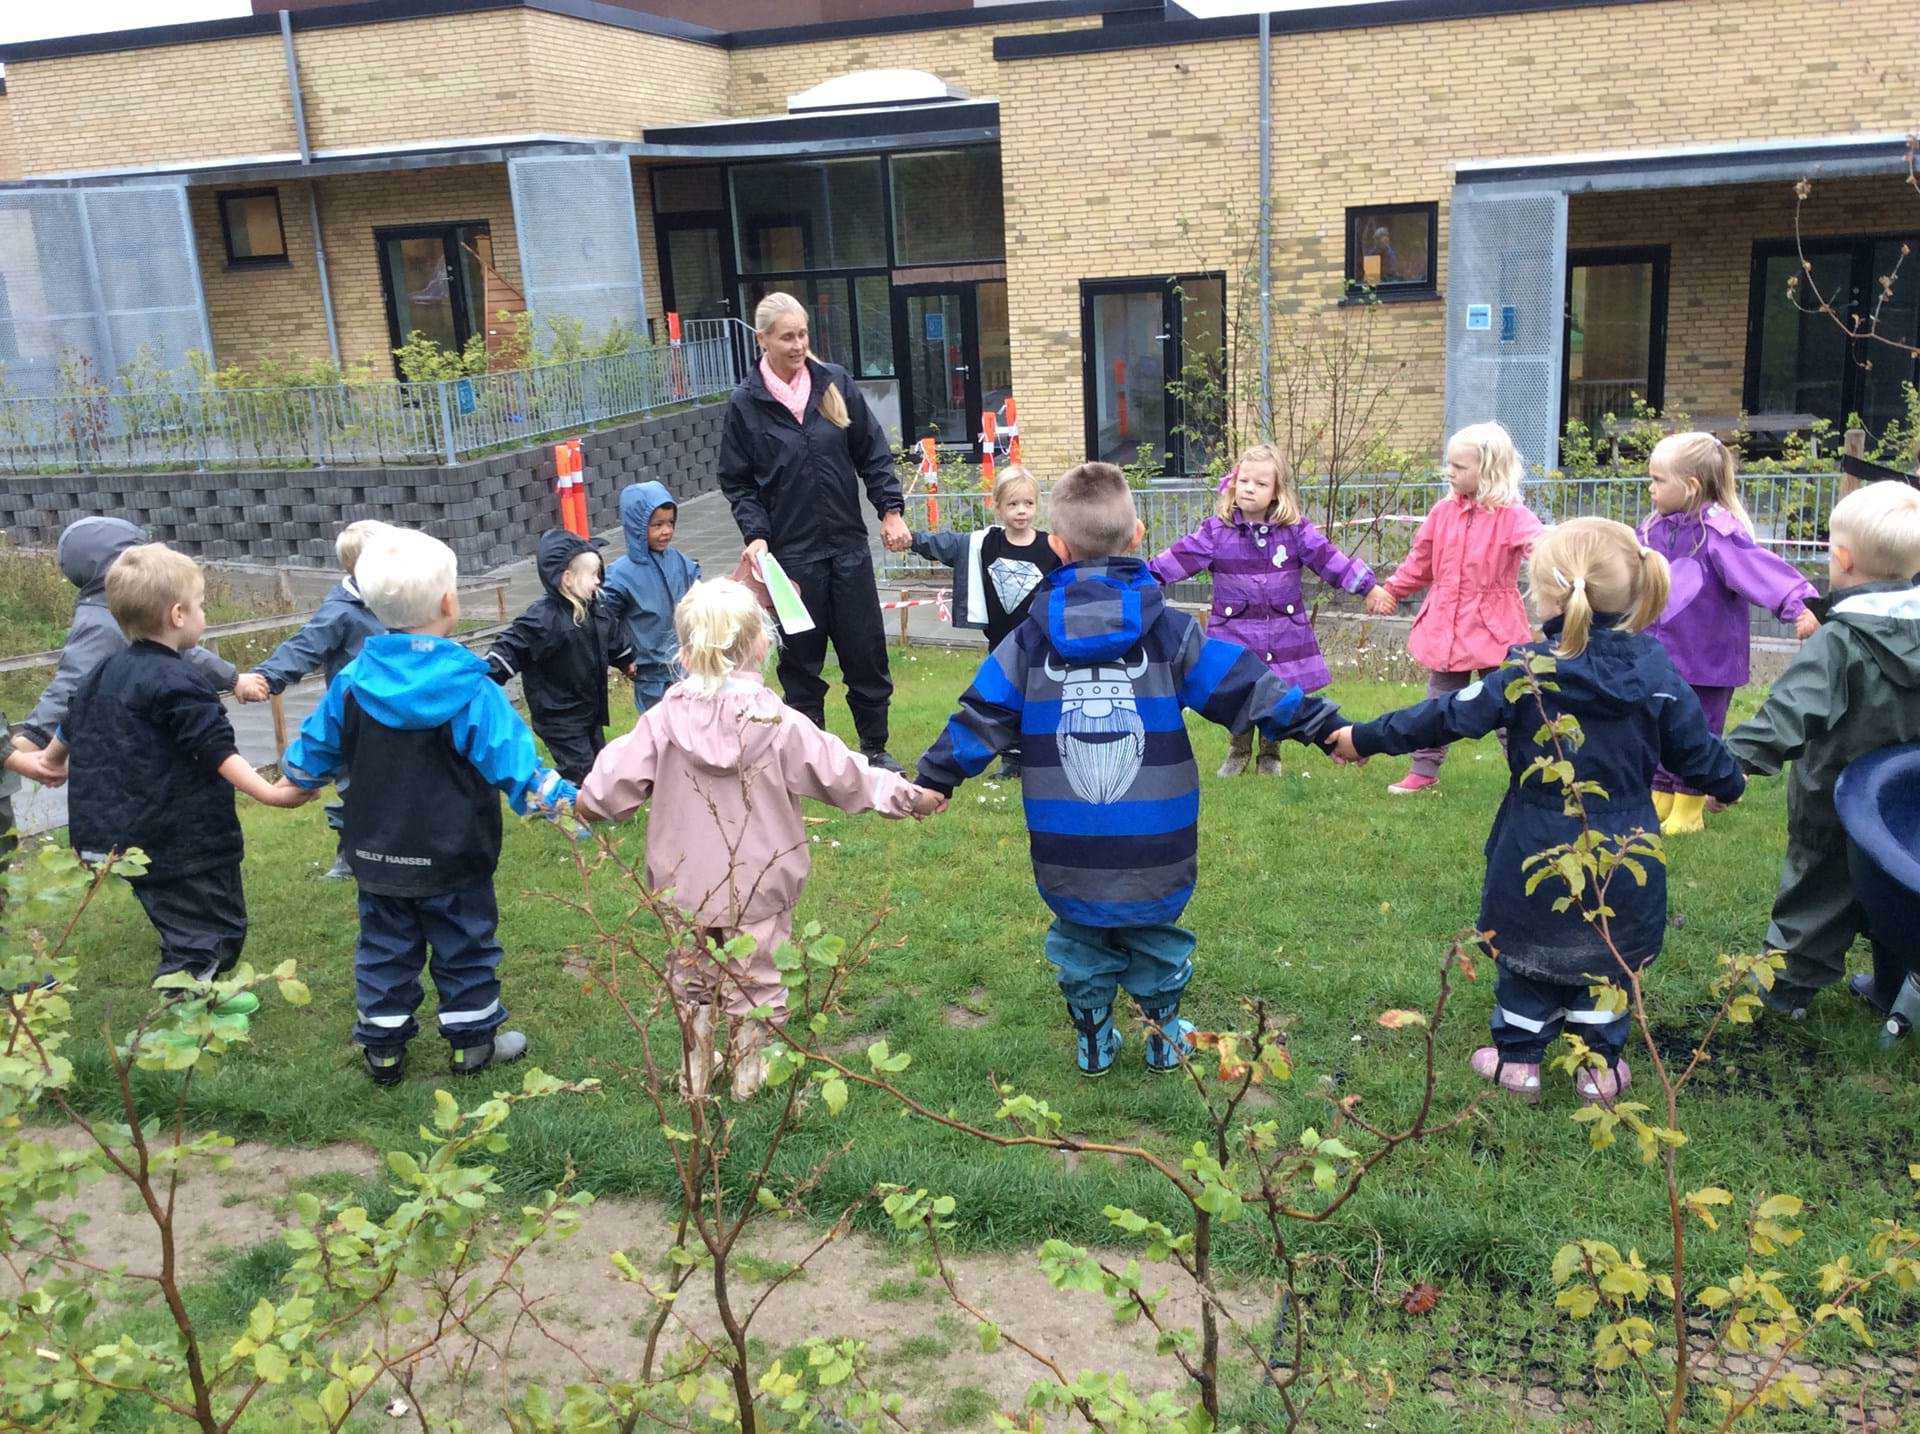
[1639, 432, 1819, 836]
[1149, 443, 1383, 777]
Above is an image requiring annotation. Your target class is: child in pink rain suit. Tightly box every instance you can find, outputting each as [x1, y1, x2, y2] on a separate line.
[578, 578, 942, 1100]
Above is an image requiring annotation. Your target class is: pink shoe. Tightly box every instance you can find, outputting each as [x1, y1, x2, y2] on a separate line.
[1468, 1046, 1541, 1102]
[1575, 1058, 1632, 1106]
[1388, 772, 1437, 795]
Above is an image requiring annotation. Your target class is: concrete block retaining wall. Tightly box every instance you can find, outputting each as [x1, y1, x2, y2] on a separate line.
[0, 400, 726, 574]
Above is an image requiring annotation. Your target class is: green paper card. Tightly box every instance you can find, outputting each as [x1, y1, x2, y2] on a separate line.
[758, 552, 816, 636]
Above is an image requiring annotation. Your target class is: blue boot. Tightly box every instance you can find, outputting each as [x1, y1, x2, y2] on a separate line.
[1066, 1001, 1121, 1077]
[1138, 997, 1195, 1074]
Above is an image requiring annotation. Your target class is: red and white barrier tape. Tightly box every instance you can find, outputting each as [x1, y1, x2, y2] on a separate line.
[880, 589, 953, 623]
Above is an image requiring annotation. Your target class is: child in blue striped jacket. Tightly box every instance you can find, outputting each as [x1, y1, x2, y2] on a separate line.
[916, 461, 1342, 1077]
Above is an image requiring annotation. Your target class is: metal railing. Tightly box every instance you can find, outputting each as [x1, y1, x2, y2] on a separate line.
[884, 473, 1841, 640]
[0, 322, 749, 475]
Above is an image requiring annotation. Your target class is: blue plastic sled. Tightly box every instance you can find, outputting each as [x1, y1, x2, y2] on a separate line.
[1835, 742, 1920, 1042]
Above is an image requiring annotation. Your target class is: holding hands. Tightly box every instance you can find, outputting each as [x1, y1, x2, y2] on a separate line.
[1794, 610, 1820, 641]
[261, 777, 317, 809]
[234, 673, 272, 703]
[908, 785, 947, 818]
[1363, 586, 1398, 617]
[881, 512, 913, 553]
[7, 745, 67, 788]
[1326, 727, 1365, 766]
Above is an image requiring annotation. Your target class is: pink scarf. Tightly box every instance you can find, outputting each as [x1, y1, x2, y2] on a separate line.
[759, 355, 812, 425]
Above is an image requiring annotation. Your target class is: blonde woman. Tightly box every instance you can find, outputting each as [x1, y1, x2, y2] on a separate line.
[718, 291, 910, 772]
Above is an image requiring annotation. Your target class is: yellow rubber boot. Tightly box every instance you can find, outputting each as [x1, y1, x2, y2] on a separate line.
[1652, 790, 1675, 823]
[1661, 793, 1706, 836]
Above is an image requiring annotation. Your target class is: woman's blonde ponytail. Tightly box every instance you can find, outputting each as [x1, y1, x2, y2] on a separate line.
[812, 356, 850, 429]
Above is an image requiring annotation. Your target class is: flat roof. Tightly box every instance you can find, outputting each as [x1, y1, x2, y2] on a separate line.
[1454, 132, 1918, 191]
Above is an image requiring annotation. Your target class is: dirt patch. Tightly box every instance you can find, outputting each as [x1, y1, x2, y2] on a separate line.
[943, 986, 991, 1029]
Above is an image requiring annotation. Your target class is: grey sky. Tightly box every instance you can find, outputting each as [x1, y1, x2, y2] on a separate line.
[0, 1, 249, 49]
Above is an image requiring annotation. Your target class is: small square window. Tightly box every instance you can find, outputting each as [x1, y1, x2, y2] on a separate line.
[219, 189, 288, 267]
[1345, 203, 1437, 295]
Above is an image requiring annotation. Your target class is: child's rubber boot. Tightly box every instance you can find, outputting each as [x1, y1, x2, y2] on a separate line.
[1217, 729, 1253, 779]
[210, 992, 260, 1020]
[1661, 793, 1706, 836]
[995, 755, 1022, 781]
[362, 1044, 406, 1087]
[1574, 1057, 1632, 1106]
[1652, 790, 1675, 823]
[678, 1003, 719, 1101]
[1388, 771, 1437, 795]
[321, 853, 353, 881]
[1748, 971, 1809, 1022]
[452, 1030, 528, 1077]
[1468, 1046, 1541, 1103]
[729, 1019, 771, 1100]
[1138, 997, 1195, 1074]
[1066, 1001, 1121, 1077]
[1255, 737, 1284, 778]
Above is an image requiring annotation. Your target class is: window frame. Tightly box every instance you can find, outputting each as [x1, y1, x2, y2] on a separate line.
[1078, 271, 1228, 478]
[1742, 232, 1920, 434]
[373, 220, 491, 378]
[1560, 244, 1670, 435]
[217, 187, 290, 269]
[1343, 201, 1439, 298]
[887, 146, 1007, 269]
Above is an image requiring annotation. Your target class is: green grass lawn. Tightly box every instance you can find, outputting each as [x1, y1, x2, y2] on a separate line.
[41, 646, 1920, 1428]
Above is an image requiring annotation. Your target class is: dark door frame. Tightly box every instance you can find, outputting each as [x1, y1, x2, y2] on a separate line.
[1560, 244, 1670, 434]
[374, 221, 490, 377]
[1742, 233, 1920, 431]
[654, 212, 736, 324]
[892, 279, 985, 458]
[1079, 273, 1225, 476]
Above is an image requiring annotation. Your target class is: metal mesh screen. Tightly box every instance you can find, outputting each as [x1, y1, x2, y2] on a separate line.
[0, 184, 211, 398]
[1443, 186, 1567, 473]
[509, 155, 648, 345]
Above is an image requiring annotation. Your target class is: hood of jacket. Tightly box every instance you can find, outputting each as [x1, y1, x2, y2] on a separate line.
[536, 528, 599, 602]
[619, 482, 677, 563]
[1041, 557, 1163, 664]
[345, 633, 495, 730]
[1535, 615, 1665, 715]
[650, 674, 784, 776]
[1827, 582, 1920, 689]
[59, 516, 146, 596]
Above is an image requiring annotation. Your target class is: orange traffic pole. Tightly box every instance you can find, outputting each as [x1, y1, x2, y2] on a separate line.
[918, 436, 941, 529]
[1003, 395, 1021, 466]
[552, 442, 573, 533]
[979, 410, 997, 495]
[569, 438, 590, 536]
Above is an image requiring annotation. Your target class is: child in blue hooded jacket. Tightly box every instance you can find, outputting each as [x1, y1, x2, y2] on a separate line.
[283, 528, 575, 1087]
[917, 462, 1342, 1077]
[601, 482, 701, 712]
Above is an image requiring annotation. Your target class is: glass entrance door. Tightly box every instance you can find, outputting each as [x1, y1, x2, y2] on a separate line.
[1081, 275, 1226, 475]
[377, 223, 488, 375]
[1563, 247, 1669, 430]
[896, 284, 980, 451]
[661, 223, 730, 321]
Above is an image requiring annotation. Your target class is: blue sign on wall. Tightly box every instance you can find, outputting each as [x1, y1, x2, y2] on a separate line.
[923, 311, 945, 342]
[1500, 305, 1518, 343]
[1465, 304, 1492, 332]
[455, 378, 476, 415]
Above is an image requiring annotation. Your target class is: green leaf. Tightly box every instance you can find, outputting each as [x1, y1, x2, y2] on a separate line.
[978, 1322, 1001, 1353]
[821, 1077, 848, 1116]
[254, 1341, 290, 1384]
[247, 1299, 274, 1343]
[433, 1089, 460, 1132]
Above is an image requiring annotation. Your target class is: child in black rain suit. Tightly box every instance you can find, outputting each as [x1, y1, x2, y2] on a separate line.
[486, 531, 634, 783]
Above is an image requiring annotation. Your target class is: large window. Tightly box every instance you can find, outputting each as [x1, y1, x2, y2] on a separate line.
[376, 222, 489, 372]
[1345, 203, 1437, 296]
[1746, 235, 1920, 436]
[219, 189, 288, 267]
[1563, 247, 1668, 430]
[732, 159, 886, 273]
[890, 148, 1004, 266]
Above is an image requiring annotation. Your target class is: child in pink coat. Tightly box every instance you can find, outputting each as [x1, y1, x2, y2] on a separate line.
[578, 578, 944, 1099]
[1366, 421, 1544, 793]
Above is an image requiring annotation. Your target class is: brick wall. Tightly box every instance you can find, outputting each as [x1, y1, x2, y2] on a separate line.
[191, 180, 334, 371]
[0, 96, 21, 183]
[0, 399, 726, 573]
[997, 0, 1920, 476]
[523, 12, 732, 137]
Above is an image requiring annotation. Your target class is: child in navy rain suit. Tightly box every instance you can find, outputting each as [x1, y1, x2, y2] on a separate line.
[601, 482, 700, 713]
[1334, 518, 1744, 1104]
[486, 530, 634, 783]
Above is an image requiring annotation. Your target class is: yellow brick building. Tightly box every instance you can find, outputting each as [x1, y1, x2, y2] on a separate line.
[0, 0, 1914, 477]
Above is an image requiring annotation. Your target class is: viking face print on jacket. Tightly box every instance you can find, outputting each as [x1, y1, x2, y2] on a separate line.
[1045, 647, 1149, 804]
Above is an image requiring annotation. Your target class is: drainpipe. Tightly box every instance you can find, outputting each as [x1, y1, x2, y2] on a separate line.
[1257, 8, 1272, 437]
[281, 9, 342, 368]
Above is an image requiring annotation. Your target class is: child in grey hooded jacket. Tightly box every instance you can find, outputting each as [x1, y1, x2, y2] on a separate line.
[14, 518, 236, 753]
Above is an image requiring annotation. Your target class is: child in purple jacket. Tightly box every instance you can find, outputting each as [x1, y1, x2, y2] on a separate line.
[1149, 443, 1382, 777]
[1639, 432, 1819, 836]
